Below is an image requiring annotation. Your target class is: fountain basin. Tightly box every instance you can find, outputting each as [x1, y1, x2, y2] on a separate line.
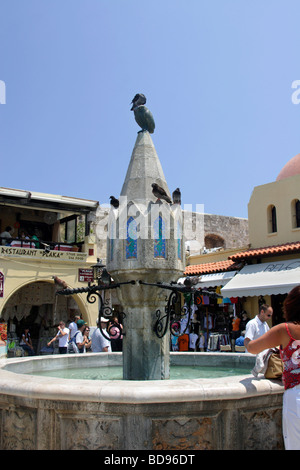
[0, 352, 284, 450]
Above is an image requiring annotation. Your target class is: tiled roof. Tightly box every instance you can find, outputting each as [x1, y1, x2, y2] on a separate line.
[184, 260, 238, 275]
[229, 241, 300, 261]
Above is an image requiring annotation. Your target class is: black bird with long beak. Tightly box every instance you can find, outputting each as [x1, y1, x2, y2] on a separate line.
[152, 183, 172, 204]
[131, 93, 155, 134]
[110, 196, 119, 209]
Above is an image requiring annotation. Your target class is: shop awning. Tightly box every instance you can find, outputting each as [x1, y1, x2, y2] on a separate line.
[195, 271, 238, 288]
[221, 259, 300, 297]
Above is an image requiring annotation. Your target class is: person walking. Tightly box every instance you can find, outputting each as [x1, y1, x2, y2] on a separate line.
[68, 314, 80, 341]
[244, 304, 273, 351]
[47, 321, 69, 354]
[74, 319, 89, 353]
[91, 318, 111, 352]
[247, 285, 300, 450]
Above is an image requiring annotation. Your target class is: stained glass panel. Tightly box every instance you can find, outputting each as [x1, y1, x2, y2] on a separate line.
[177, 221, 182, 260]
[154, 215, 166, 258]
[126, 216, 137, 259]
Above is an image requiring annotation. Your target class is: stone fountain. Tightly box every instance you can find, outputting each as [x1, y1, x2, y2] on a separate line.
[0, 97, 285, 450]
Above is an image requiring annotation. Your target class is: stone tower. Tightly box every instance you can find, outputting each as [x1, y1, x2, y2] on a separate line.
[106, 131, 185, 380]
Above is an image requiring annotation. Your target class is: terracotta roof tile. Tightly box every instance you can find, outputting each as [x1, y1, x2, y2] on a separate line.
[184, 260, 238, 275]
[229, 241, 300, 261]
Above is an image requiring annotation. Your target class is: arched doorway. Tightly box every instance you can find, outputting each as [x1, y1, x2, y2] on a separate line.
[1, 281, 85, 354]
[204, 234, 225, 250]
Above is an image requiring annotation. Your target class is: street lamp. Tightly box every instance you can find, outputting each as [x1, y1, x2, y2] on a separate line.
[91, 258, 105, 285]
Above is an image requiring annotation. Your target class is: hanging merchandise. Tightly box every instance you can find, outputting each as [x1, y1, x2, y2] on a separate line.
[189, 331, 198, 351]
[178, 334, 189, 351]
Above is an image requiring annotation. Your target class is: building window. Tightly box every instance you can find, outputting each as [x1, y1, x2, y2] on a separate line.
[267, 205, 277, 233]
[177, 221, 182, 260]
[126, 217, 137, 259]
[59, 215, 86, 244]
[292, 199, 300, 229]
[154, 215, 166, 258]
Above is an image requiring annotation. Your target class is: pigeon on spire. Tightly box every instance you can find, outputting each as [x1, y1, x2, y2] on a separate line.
[152, 183, 172, 203]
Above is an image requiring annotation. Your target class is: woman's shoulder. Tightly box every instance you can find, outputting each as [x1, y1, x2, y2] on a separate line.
[285, 322, 300, 340]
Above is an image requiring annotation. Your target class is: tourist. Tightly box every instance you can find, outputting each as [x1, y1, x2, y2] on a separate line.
[0, 226, 13, 245]
[244, 304, 273, 351]
[83, 325, 92, 352]
[68, 314, 80, 340]
[247, 285, 300, 450]
[30, 228, 40, 248]
[47, 321, 69, 354]
[91, 318, 111, 352]
[74, 319, 89, 353]
[107, 316, 123, 351]
[20, 328, 35, 356]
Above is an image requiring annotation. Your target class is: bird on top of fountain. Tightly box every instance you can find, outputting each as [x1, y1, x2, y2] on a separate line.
[172, 188, 181, 205]
[152, 183, 172, 204]
[131, 93, 155, 134]
[110, 196, 119, 209]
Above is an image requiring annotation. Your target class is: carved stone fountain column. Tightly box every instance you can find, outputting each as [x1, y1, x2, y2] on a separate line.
[106, 131, 185, 380]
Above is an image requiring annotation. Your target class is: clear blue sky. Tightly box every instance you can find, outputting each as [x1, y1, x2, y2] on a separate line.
[1, 0, 300, 219]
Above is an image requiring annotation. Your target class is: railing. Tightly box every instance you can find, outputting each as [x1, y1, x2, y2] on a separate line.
[0, 237, 84, 252]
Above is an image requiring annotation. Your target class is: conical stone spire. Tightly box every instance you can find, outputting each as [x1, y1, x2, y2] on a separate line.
[120, 131, 171, 202]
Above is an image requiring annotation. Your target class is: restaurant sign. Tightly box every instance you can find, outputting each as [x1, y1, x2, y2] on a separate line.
[0, 246, 87, 262]
[78, 268, 94, 282]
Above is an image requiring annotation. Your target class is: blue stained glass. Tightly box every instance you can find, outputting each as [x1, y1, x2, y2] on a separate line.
[177, 221, 182, 260]
[126, 217, 137, 259]
[154, 215, 166, 258]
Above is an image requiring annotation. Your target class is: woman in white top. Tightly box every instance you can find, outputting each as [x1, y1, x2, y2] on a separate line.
[48, 321, 69, 354]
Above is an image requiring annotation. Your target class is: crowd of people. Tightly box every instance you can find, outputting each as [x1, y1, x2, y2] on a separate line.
[45, 315, 123, 354]
[0, 226, 40, 247]
[20, 315, 123, 357]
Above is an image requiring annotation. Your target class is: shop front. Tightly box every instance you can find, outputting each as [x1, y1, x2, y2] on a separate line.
[221, 258, 300, 326]
[0, 248, 100, 357]
[174, 270, 245, 352]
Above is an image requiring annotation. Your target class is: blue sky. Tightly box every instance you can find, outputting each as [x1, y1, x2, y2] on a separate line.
[1, 0, 300, 219]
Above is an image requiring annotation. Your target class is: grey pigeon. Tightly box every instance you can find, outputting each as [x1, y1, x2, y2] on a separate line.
[152, 183, 172, 203]
[110, 196, 119, 209]
[172, 188, 181, 204]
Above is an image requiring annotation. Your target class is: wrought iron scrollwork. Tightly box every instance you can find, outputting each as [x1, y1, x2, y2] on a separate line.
[56, 280, 135, 342]
[56, 278, 222, 342]
[139, 280, 222, 339]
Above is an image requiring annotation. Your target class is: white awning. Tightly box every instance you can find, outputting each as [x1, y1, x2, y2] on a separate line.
[195, 271, 238, 288]
[221, 259, 300, 297]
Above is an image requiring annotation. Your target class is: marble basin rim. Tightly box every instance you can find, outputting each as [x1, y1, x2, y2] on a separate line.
[0, 352, 283, 404]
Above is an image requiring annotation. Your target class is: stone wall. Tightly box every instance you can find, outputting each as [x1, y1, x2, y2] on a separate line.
[204, 213, 249, 249]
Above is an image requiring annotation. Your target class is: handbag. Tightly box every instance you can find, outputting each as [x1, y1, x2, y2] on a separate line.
[264, 348, 283, 380]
